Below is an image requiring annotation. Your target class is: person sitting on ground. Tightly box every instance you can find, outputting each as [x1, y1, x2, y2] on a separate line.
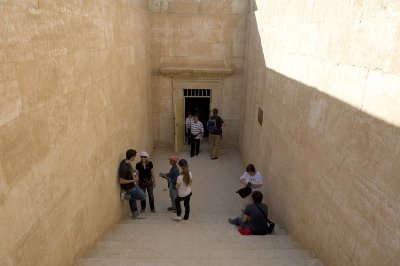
[229, 191, 269, 235]
[239, 164, 263, 212]
[160, 155, 180, 211]
[173, 159, 193, 221]
[136, 151, 156, 213]
[119, 149, 146, 219]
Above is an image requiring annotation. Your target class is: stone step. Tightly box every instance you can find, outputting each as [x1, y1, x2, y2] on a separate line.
[83, 246, 313, 260]
[101, 231, 294, 243]
[94, 238, 302, 250]
[75, 257, 323, 266]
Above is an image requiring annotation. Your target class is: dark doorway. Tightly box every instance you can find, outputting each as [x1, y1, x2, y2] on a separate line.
[185, 97, 211, 137]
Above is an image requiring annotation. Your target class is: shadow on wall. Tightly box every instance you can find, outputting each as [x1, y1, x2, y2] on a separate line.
[241, 4, 400, 266]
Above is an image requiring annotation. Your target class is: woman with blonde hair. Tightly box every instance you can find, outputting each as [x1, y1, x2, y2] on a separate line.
[173, 159, 193, 221]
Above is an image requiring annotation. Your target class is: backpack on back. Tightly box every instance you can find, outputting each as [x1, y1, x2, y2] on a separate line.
[207, 118, 221, 134]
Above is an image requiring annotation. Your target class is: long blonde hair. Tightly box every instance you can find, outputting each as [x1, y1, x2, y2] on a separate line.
[181, 166, 191, 185]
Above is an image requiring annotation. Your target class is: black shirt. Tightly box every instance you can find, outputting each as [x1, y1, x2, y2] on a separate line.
[244, 203, 269, 235]
[119, 159, 135, 191]
[136, 161, 154, 182]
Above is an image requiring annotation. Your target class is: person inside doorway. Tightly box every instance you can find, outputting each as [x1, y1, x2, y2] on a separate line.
[185, 112, 193, 145]
[189, 114, 204, 157]
[208, 108, 224, 160]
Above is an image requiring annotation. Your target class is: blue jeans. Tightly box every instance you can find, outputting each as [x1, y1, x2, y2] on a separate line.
[230, 216, 249, 229]
[139, 184, 155, 211]
[124, 186, 146, 217]
[169, 187, 178, 209]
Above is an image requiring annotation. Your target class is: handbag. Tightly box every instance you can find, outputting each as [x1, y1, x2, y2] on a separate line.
[236, 185, 252, 198]
[139, 179, 152, 188]
[254, 203, 275, 234]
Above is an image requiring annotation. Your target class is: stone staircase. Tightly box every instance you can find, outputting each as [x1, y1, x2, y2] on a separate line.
[75, 212, 322, 266]
[75, 147, 323, 266]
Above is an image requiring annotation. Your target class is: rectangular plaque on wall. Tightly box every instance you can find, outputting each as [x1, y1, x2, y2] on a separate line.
[258, 107, 263, 126]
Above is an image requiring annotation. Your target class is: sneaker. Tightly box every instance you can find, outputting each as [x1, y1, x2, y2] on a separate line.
[133, 214, 146, 219]
[151, 209, 156, 213]
[211, 157, 218, 160]
[167, 207, 177, 211]
[120, 192, 126, 200]
[228, 218, 235, 225]
[173, 216, 182, 221]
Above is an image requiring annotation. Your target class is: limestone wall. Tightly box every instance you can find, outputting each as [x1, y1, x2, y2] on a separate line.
[149, 0, 248, 147]
[240, 1, 400, 265]
[0, 1, 152, 265]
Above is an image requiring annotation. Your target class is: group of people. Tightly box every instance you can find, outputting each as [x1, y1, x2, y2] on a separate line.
[118, 149, 192, 221]
[229, 164, 271, 235]
[185, 108, 224, 159]
[119, 149, 271, 235]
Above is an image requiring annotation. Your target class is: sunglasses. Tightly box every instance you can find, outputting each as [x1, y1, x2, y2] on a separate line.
[140, 156, 147, 158]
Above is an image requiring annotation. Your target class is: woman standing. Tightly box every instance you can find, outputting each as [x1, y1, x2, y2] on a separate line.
[136, 151, 156, 212]
[174, 159, 193, 221]
[239, 164, 263, 212]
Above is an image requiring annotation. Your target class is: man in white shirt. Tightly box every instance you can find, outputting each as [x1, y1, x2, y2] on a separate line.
[189, 115, 204, 157]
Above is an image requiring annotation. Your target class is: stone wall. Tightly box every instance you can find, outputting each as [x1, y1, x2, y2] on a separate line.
[0, 1, 152, 265]
[241, 1, 400, 265]
[149, 0, 248, 147]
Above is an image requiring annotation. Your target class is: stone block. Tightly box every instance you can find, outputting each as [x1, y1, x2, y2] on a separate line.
[0, 81, 21, 127]
[72, 50, 93, 89]
[16, 58, 63, 110]
[230, 0, 248, 14]
[0, 162, 8, 205]
[0, 109, 51, 186]
[363, 70, 400, 127]
[348, 18, 399, 71]
[168, 0, 199, 14]
[201, 0, 231, 13]
[329, 64, 368, 110]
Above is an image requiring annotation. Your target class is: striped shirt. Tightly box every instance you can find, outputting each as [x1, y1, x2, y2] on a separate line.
[190, 121, 204, 139]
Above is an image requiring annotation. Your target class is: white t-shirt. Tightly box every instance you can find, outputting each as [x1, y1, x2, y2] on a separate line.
[177, 172, 193, 197]
[240, 171, 263, 191]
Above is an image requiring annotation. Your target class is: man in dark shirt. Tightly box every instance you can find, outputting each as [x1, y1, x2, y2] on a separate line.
[208, 108, 224, 160]
[119, 149, 146, 219]
[228, 191, 269, 235]
[161, 155, 180, 211]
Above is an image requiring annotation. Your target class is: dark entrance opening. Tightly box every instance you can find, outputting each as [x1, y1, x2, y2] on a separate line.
[185, 97, 211, 137]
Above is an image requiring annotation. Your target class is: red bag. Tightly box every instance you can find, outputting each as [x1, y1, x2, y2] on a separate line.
[238, 228, 253, 235]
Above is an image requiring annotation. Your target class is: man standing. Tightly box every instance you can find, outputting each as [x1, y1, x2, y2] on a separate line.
[189, 115, 204, 157]
[185, 112, 193, 145]
[161, 155, 180, 211]
[208, 108, 224, 160]
[119, 149, 146, 219]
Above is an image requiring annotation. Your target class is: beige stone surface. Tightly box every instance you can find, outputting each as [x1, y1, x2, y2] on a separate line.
[241, 1, 400, 265]
[75, 147, 323, 266]
[150, 0, 248, 148]
[0, 1, 152, 265]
